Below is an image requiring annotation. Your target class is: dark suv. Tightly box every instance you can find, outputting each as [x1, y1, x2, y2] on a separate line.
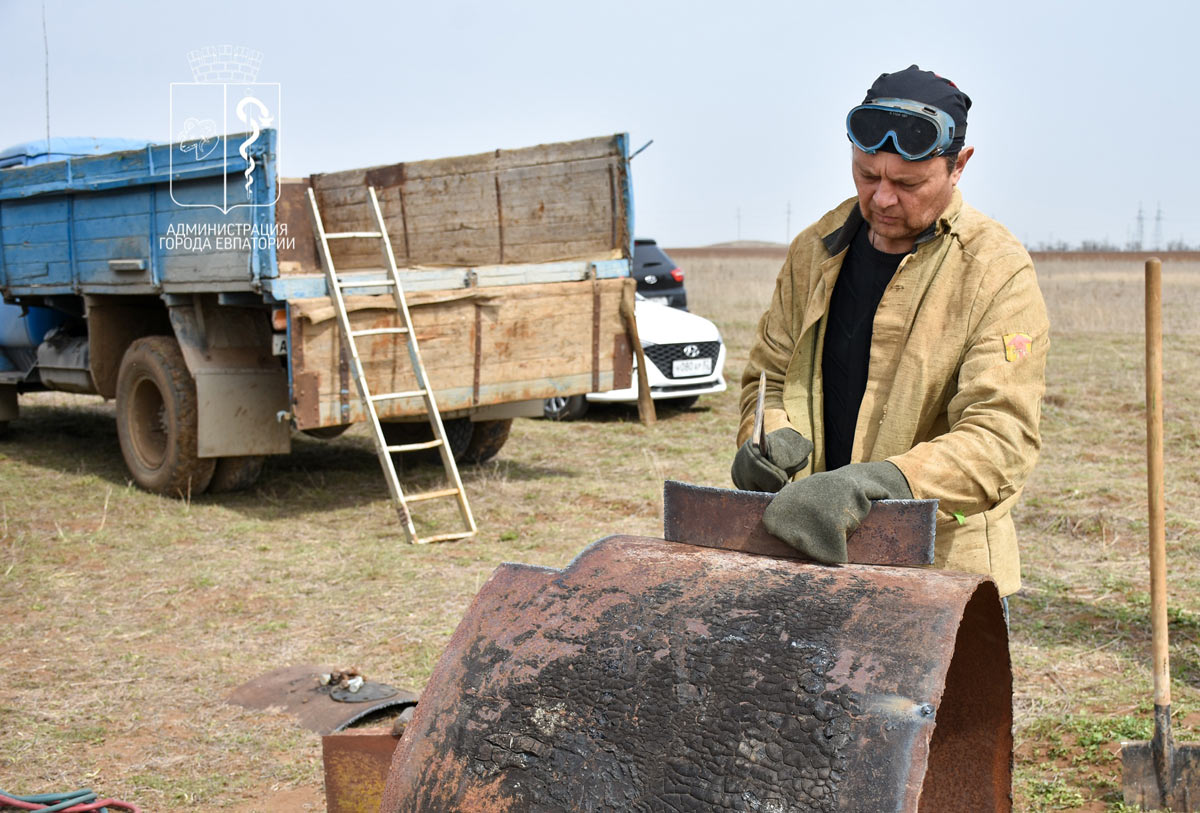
[633, 238, 687, 310]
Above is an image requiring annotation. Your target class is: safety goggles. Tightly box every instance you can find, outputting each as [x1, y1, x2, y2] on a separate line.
[846, 98, 956, 160]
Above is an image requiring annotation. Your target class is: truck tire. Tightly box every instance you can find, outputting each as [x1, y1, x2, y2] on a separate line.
[440, 418, 475, 460]
[460, 418, 512, 464]
[208, 455, 266, 492]
[302, 424, 351, 440]
[116, 336, 216, 497]
[380, 418, 474, 465]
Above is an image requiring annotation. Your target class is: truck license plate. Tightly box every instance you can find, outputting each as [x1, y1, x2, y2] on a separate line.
[672, 358, 712, 377]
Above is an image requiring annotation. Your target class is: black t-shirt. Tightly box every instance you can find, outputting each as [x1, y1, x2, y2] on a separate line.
[821, 222, 907, 470]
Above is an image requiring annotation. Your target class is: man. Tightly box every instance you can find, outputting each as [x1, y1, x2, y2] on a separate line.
[731, 65, 1047, 599]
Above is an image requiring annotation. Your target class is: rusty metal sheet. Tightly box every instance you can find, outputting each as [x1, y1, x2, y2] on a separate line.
[227, 664, 417, 735]
[382, 535, 1011, 812]
[662, 479, 937, 565]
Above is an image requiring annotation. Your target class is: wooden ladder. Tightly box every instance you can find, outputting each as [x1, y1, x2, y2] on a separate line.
[306, 186, 476, 544]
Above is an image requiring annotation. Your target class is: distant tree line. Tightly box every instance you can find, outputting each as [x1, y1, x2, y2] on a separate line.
[1029, 238, 1197, 252]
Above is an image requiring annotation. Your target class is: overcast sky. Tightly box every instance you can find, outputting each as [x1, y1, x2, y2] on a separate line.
[2, 0, 1195, 249]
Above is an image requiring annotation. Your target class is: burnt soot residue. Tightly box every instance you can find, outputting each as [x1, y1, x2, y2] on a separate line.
[432, 565, 885, 812]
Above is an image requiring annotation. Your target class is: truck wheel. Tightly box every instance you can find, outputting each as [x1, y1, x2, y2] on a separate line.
[302, 424, 351, 440]
[208, 455, 266, 492]
[440, 418, 475, 460]
[116, 336, 216, 496]
[381, 418, 473, 465]
[460, 418, 512, 464]
[543, 395, 588, 421]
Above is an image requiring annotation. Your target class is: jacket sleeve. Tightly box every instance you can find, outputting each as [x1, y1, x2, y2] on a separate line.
[737, 247, 803, 446]
[889, 255, 1049, 516]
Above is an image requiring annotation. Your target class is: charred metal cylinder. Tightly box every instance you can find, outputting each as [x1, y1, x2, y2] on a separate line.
[382, 535, 1011, 812]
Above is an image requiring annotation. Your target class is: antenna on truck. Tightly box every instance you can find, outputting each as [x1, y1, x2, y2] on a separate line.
[628, 139, 654, 161]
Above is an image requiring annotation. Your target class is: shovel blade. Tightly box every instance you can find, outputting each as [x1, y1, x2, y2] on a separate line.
[662, 480, 936, 566]
[1122, 739, 1200, 811]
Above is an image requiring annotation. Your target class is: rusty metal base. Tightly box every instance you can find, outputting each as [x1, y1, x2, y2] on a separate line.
[324, 726, 407, 813]
[381, 535, 1012, 812]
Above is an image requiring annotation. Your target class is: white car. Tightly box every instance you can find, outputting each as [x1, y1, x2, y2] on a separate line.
[543, 295, 727, 420]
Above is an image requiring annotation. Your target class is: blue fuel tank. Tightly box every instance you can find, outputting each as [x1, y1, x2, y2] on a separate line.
[0, 303, 67, 349]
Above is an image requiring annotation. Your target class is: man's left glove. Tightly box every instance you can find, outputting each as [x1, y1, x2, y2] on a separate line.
[762, 461, 913, 564]
[730, 428, 814, 493]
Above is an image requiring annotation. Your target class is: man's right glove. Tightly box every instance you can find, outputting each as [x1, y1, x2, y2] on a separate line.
[730, 427, 814, 493]
[762, 460, 913, 564]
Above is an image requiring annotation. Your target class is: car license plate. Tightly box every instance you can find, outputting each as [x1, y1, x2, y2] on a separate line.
[673, 358, 712, 377]
[647, 296, 670, 305]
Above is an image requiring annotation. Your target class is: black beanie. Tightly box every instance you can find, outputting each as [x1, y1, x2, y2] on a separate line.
[862, 65, 972, 157]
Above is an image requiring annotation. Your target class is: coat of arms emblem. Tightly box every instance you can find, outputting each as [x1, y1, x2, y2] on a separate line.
[169, 46, 280, 213]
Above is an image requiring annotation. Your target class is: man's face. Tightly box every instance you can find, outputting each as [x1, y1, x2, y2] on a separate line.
[851, 146, 973, 253]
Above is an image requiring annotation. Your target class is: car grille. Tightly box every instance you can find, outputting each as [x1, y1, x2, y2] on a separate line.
[643, 341, 721, 378]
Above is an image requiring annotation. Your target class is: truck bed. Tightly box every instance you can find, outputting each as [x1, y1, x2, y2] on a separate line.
[0, 131, 637, 434]
[0, 132, 633, 299]
[0, 132, 278, 295]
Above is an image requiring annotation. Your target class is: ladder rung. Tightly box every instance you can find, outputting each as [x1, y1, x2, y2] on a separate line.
[405, 487, 462, 503]
[337, 277, 395, 289]
[371, 389, 426, 402]
[351, 327, 409, 337]
[386, 439, 444, 452]
[326, 231, 383, 239]
[417, 531, 475, 544]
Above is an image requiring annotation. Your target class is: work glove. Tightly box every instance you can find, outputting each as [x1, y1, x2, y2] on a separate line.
[762, 461, 913, 564]
[730, 428, 814, 493]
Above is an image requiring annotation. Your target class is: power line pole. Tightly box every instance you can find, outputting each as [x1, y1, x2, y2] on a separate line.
[1136, 202, 1145, 250]
[1155, 202, 1163, 251]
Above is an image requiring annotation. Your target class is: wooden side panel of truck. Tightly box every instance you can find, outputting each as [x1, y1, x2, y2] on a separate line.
[271, 133, 634, 430]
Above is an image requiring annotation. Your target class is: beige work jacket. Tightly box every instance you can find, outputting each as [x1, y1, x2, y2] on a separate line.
[737, 190, 1048, 597]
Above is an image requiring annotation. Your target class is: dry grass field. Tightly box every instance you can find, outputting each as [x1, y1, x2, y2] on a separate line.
[2, 248, 1199, 811]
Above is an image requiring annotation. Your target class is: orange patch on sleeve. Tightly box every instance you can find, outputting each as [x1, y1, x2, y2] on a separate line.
[1003, 332, 1033, 362]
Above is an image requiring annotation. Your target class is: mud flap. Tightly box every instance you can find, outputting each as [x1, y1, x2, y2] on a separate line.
[168, 296, 290, 457]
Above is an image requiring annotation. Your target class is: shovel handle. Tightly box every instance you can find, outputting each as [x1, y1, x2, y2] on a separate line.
[1146, 257, 1170, 709]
